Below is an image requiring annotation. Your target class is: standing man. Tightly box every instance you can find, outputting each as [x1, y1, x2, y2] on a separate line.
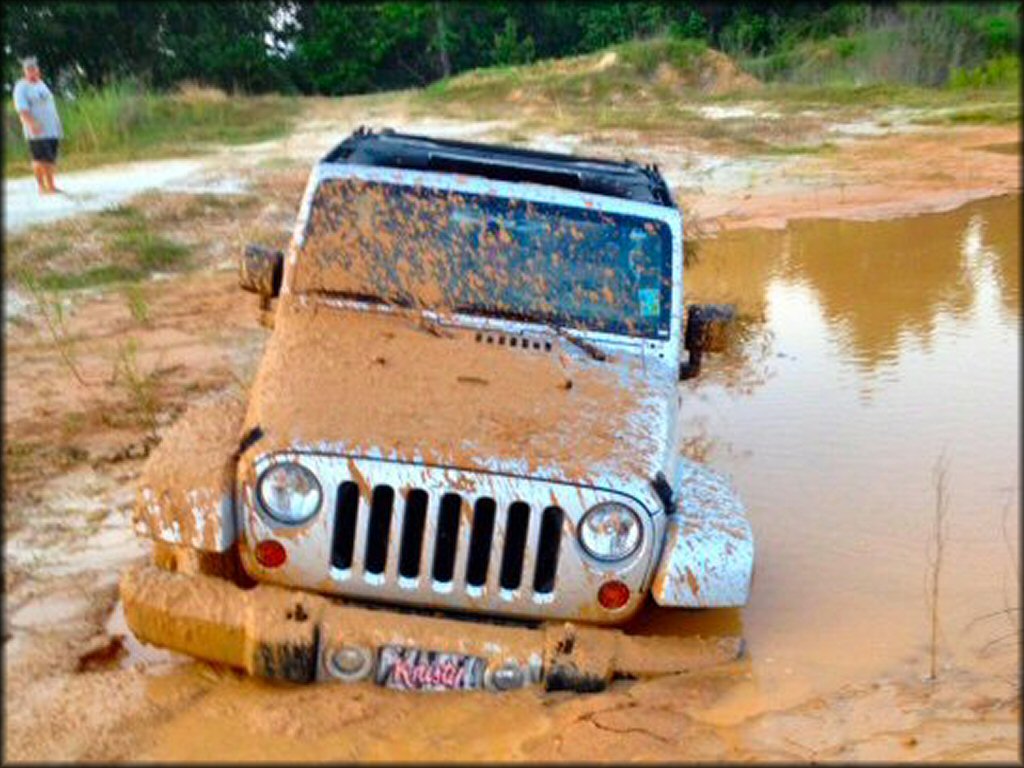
[13, 56, 64, 195]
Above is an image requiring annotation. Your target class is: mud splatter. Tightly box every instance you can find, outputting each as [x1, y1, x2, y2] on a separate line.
[243, 297, 669, 483]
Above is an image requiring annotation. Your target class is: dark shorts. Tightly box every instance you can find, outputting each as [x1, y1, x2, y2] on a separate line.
[28, 138, 59, 164]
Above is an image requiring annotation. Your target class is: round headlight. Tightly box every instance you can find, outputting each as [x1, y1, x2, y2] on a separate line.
[578, 502, 642, 562]
[257, 462, 322, 525]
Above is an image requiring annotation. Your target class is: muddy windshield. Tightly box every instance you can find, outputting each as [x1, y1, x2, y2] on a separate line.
[293, 177, 674, 338]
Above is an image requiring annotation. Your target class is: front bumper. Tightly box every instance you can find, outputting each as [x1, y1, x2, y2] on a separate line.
[120, 565, 743, 692]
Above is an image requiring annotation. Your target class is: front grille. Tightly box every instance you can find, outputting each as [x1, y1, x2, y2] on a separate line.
[246, 454, 655, 622]
[330, 484, 564, 597]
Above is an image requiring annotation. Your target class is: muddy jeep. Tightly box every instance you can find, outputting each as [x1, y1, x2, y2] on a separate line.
[122, 128, 754, 693]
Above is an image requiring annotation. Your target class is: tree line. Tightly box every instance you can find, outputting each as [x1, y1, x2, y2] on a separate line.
[4, 2, 1019, 95]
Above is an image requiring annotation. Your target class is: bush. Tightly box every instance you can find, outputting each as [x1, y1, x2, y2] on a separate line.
[950, 54, 1021, 88]
[616, 37, 707, 77]
[737, 2, 1021, 89]
[492, 18, 536, 66]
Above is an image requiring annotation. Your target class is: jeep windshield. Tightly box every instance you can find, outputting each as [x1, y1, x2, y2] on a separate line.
[293, 177, 674, 339]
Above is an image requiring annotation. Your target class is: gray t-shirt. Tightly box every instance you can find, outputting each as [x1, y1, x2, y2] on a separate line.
[12, 79, 63, 140]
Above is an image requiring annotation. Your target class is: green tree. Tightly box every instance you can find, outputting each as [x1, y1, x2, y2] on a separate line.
[155, 2, 294, 92]
[5, 3, 165, 87]
[5, 1, 1020, 96]
[492, 17, 535, 66]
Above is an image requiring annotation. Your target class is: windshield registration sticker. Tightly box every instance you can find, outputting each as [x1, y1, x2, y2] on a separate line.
[638, 288, 660, 318]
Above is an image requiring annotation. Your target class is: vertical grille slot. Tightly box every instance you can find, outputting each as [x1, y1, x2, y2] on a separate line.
[398, 489, 429, 578]
[465, 497, 496, 587]
[499, 502, 531, 590]
[364, 485, 394, 575]
[533, 506, 564, 594]
[432, 493, 462, 582]
[331, 481, 360, 570]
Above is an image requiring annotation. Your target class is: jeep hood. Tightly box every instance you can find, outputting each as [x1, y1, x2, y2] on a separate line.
[243, 298, 677, 496]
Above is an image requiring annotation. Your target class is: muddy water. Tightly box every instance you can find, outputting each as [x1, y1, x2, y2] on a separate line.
[671, 194, 1020, 711]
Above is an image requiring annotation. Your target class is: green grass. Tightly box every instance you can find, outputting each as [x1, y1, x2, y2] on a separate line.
[121, 284, 152, 326]
[746, 80, 1018, 110]
[913, 102, 1021, 125]
[4, 81, 298, 177]
[614, 37, 708, 76]
[113, 228, 190, 271]
[950, 54, 1020, 89]
[35, 264, 145, 291]
[8, 202, 192, 291]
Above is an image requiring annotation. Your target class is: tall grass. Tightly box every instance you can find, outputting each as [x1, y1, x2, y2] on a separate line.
[3, 80, 296, 177]
[739, 3, 1020, 90]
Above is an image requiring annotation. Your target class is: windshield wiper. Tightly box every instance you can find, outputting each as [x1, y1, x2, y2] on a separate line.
[452, 303, 606, 362]
[550, 324, 607, 362]
[306, 289, 413, 308]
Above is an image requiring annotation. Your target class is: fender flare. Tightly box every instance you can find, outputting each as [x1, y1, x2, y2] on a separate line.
[132, 393, 248, 553]
[650, 458, 754, 608]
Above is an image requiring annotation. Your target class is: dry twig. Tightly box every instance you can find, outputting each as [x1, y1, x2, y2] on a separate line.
[926, 451, 951, 681]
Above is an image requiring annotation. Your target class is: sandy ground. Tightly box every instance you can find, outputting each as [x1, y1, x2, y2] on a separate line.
[2, 92, 1020, 761]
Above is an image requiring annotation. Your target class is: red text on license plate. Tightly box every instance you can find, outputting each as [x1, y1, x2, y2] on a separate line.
[375, 645, 486, 691]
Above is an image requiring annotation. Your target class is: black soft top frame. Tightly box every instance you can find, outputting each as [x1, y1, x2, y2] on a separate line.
[320, 126, 676, 208]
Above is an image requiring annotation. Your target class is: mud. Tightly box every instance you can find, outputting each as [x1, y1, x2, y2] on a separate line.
[121, 563, 741, 692]
[676, 125, 1020, 231]
[3, 99, 1020, 761]
[135, 393, 247, 551]
[244, 297, 668, 483]
[294, 174, 674, 337]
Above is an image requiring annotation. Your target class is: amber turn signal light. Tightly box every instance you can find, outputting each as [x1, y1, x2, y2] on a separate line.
[597, 580, 630, 610]
[255, 539, 287, 568]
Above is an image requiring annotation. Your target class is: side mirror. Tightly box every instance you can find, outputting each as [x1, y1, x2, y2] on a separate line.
[679, 303, 736, 380]
[240, 244, 283, 299]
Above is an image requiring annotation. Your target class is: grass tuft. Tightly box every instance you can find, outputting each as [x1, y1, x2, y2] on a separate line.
[110, 338, 161, 435]
[121, 284, 152, 326]
[8, 202, 192, 292]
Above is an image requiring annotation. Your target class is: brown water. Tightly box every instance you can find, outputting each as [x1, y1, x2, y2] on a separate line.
[669, 194, 1020, 713]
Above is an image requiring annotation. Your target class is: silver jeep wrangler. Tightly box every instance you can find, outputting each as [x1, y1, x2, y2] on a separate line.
[122, 128, 754, 693]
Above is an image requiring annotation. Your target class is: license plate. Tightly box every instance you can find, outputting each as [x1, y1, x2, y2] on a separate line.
[375, 645, 486, 691]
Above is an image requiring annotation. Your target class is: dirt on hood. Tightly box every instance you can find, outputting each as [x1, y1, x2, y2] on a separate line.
[243, 296, 675, 485]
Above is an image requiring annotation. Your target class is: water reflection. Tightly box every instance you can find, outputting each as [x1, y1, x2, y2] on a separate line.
[678, 195, 1020, 700]
[687, 195, 1019, 379]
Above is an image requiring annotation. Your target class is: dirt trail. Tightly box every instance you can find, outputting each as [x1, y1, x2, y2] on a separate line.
[2, 93, 1020, 761]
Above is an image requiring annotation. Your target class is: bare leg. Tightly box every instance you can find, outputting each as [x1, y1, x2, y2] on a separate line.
[42, 163, 59, 193]
[32, 161, 47, 194]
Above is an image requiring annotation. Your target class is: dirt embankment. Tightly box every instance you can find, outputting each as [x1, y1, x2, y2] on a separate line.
[2, 95, 1020, 761]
